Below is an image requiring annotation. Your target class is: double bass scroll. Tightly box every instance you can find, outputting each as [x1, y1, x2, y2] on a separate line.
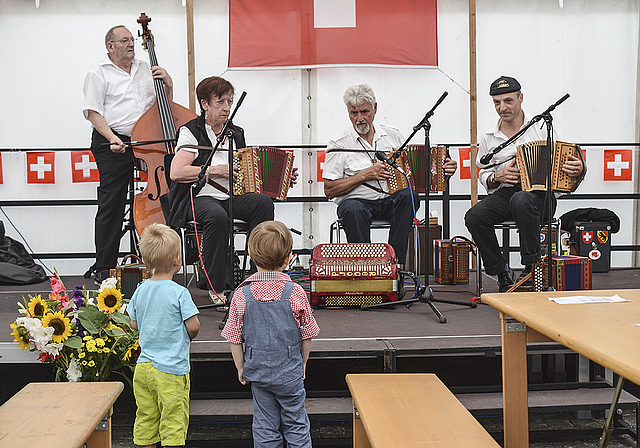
[131, 13, 197, 236]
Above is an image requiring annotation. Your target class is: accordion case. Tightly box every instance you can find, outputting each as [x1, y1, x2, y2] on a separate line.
[109, 254, 149, 299]
[309, 243, 398, 307]
[233, 146, 295, 200]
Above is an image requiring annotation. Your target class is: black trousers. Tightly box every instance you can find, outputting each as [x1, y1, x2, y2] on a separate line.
[193, 192, 274, 293]
[464, 186, 556, 275]
[90, 129, 134, 273]
[336, 188, 420, 264]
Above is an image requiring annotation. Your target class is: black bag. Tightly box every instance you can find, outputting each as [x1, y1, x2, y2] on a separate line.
[0, 221, 48, 285]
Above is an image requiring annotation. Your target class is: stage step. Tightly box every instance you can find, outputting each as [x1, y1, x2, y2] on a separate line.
[189, 396, 353, 422]
[456, 387, 639, 415]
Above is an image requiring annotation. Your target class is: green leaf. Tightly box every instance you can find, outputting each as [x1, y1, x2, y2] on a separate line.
[109, 311, 132, 329]
[105, 327, 127, 337]
[76, 306, 109, 334]
[64, 335, 83, 350]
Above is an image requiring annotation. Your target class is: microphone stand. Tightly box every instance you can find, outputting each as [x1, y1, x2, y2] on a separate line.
[480, 94, 569, 292]
[194, 92, 248, 313]
[362, 92, 476, 323]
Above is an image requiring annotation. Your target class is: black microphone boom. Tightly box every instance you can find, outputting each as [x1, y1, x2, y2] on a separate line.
[376, 151, 406, 175]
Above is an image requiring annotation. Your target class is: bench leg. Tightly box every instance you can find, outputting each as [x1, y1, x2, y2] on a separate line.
[353, 405, 372, 448]
[86, 408, 112, 448]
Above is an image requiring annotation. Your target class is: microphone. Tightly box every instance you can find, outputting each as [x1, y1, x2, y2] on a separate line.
[375, 151, 406, 175]
[479, 152, 493, 165]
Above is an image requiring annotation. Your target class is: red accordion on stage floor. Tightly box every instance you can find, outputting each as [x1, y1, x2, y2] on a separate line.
[309, 243, 398, 307]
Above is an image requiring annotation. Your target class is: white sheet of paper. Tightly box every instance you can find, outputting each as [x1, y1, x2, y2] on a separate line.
[549, 294, 630, 305]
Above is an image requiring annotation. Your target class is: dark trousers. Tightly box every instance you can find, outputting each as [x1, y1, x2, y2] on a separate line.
[193, 193, 274, 293]
[90, 129, 134, 273]
[337, 188, 419, 264]
[464, 186, 556, 275]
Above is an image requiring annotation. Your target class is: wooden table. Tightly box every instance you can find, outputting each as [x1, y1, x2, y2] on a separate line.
[346, 373, 500, 447]
[0, 381, 124, 448]
[482, 289, 640, 448]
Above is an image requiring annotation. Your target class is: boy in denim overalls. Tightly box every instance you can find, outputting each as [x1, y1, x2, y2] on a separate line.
[222, 221, 320, 448]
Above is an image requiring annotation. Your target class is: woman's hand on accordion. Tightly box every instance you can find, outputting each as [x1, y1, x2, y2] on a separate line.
[211, 164, 239, 182]
[495, 159, 521, 185]
[562, 155, 584, 178]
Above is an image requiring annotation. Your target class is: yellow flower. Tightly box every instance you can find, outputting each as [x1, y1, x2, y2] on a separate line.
[27, 295, 49, 317]
[10, 322, 30, 351]
[40, 311, 72, 343]
[96, 338, 105, 347]
[103, 347, 111, 354]
[83, 335, 93, 341]
[105, 323, 118, 331]
[88, 360, 95, 367]
[78, 351, 85, 359]
[96, 288, 123, 313]
[86, 340, 97, 352]
[123, 340, 139, 361]
[82, 360, 87, 365]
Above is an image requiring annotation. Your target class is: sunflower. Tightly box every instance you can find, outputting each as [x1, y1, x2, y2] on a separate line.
[27, 295, 49, 317]
[96, 288, 123, 313]
[41, 311, 72, 343]
[10, 322, 30, 351]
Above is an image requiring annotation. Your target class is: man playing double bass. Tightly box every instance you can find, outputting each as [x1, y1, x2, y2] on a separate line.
[83, 25, 173, 285]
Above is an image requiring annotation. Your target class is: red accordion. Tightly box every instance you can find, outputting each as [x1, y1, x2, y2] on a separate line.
[309, 243, 398, 307]
[233, 146, 294, 200]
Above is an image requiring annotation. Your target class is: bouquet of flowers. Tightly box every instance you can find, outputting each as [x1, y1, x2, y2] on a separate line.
[9, 273, 140, 384]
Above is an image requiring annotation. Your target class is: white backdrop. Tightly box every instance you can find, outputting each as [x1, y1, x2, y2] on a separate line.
[0, 0, 637, 275]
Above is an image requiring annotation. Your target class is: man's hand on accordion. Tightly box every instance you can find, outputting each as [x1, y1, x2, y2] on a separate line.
[495, 159, 521, 185]
[561, 154, 584, 178]
[444, 157, 457, 177]
[289, 167, 299, 188]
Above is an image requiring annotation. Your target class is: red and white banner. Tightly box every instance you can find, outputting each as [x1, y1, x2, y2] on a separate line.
[603, 149, 632, 181]
[458, 148, 480, 180]
[229, 0, 438, 68]
[26, 152, 55, 184]
[71, 151, 99, 183]
[317, 150, 326, 182]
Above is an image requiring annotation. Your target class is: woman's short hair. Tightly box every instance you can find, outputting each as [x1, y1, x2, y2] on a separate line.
[343, 84, 376, 108]
[139, 223, 181, 276]
[248, 221, 293, 271]
[196, 76, 234, 113]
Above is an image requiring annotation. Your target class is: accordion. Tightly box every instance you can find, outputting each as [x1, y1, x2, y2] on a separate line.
[309, 243, 398, 307]
[532, 255, 592, 292]
[516, 140, 582, 193]
[233, 146, 295, 200]
[387, 145, 448, 194]
[433, 237, 472, 284]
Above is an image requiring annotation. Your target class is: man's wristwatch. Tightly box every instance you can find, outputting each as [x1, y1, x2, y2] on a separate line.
[490, 172, 497, 185]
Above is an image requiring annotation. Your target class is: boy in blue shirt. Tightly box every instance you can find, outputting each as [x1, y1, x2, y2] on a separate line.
[129, 223, 200, 447]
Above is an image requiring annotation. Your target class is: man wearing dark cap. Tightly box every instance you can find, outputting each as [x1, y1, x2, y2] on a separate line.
[464, 76, 585, 292]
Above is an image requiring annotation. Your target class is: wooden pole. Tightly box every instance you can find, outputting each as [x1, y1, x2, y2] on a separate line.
[186, 0, 196, 113]
[469, 0, 478, 207]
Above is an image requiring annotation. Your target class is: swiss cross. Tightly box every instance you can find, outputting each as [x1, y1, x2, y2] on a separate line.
[582, 231, 593, 244]
[606, 153, 629, 177]
[314, 0, 356, 28]
[30, 156, 52, 179]
[463, 158, 470, 169]
[74, 154, 97, 178]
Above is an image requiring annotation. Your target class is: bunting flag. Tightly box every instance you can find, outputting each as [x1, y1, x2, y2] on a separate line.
[26, 152, 55, 184]
[71, 151, 99, 183]
[458, 147, 480, 180]
[317, 150, 326, 182]
[229, 0, 438, 68]
[0, 153, 3, 184]
[603, 149, 632, 181]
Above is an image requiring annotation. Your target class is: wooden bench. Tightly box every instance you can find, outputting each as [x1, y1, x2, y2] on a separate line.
[0, 381, 123, 448]
[346, 373, 500, 448]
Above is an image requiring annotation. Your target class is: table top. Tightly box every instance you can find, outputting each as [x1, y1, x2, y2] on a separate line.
[346, 373, 500, 447]
[0, 381, 124, 448]
[482, 289, 640, 385]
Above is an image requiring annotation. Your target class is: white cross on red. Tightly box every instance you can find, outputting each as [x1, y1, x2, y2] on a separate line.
[30, 156, 52, 179]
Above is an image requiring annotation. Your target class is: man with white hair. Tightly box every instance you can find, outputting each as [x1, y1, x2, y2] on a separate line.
[323, 84, 456, 266]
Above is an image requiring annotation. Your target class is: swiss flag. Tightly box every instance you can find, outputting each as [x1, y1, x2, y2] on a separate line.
[458, 147, 480, 180]
[582, 231, 593, 244]
[71, 151, 99, 183]
[229, 0, 438, 68]
[603, 149, 632, 181]
[317, 150, 325, 182]
[26, 152, 55, 184]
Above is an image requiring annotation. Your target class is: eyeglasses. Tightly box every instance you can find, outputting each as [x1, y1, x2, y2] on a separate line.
[110, 37, 137, 45]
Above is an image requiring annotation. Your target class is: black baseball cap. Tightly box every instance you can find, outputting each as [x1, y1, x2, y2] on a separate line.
[489, 76, 521, 96]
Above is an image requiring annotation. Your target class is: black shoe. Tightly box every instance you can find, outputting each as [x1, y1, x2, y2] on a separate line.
[94, 269, 110, 286]
[497, 268, 515, 293]
[515, 266, 533, 288]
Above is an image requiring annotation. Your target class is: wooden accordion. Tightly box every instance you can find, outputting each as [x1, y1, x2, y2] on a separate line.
[233, 146, 295, 200]
[309, 243, 398, 307]
[515, 140, 582, 193]
[387, 145, 448, 194]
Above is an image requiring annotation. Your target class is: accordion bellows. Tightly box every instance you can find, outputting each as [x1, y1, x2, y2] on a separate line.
[233, 146, 294, 200]
[516, 140, 581, 193]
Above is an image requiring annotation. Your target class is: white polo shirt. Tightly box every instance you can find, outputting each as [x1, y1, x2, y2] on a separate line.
[83, 56, 156, 137]
[477, 111, 557, 194]
[323, 124, 405, 205]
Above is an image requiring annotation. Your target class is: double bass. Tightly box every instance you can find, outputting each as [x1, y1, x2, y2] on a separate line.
[131, 13, 197, 235]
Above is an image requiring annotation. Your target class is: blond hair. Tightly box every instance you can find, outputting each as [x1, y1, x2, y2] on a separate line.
[248, 221, 293, 271]
[139, 223, 181, 276]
